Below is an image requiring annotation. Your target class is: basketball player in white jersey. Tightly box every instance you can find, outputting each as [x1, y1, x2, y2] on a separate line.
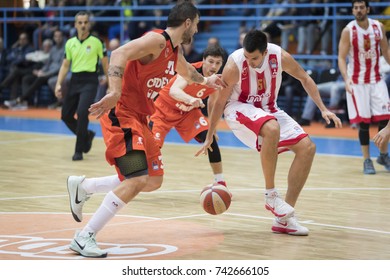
[338, 0, 390, 174]
[196, 29, 341, 235]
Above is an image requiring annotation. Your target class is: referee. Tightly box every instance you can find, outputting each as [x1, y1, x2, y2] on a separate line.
[55, 11, 108, 161]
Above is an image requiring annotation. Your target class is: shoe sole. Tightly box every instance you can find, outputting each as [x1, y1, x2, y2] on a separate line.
[69, 246, 108, 258]
[272, 226, 309, 236]
[67, 176, 83, 222]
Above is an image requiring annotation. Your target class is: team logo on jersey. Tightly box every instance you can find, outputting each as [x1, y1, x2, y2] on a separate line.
[257, 78, 265, 91]
[165, 47, 170, 58]
[372, 24, 381, 41]
[86, 45, 91, 53]
[363, 36, 371, 51]
[136, 137, 143, 146]
[194, 121, 201, 129]
[152, 161, 160, 170]
[269, 56, 278, 76]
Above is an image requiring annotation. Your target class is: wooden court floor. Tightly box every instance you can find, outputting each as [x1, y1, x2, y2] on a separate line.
[0, 130, 389, 260]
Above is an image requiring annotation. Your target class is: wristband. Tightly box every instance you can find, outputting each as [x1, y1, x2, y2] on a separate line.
[200, 77, 208, 85]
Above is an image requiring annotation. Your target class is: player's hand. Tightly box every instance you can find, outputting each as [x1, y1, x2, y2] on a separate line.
[345, 79, 353, 95]
[89, 90, 120, 119]
[373, 128, 390, 148]
[321, 110, 342, 128]
[195, 136, 213, 157]
[206, 74, 227, 90]
[55, 84, 62, 99]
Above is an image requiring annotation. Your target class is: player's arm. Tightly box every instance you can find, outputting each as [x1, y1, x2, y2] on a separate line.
[90, 32, 167, 118]
[282, 49, 341, 128]
[379, 22, 390, 65]
[338, 27, 352, 94]
[169, 74, 204, 109]
[195, 57, 238, 156]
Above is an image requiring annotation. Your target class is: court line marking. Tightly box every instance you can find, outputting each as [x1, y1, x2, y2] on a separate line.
[1, 212, 389, 237]
[1, 186, 389, 201]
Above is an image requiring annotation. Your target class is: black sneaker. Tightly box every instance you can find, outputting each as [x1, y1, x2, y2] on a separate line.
[72, 152, 83, 161]
[84, 130, 96, 153]
[298, 118, 311, 126]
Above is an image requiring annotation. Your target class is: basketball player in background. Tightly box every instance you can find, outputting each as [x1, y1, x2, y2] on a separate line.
[149, 44, 228, 188]
[196, 29, 341, 236]
[65, 1, 224, 258]
[338, 0, 390, 174]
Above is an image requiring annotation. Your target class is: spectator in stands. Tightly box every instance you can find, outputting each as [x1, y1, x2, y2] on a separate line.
[260, 0, 290, 43]
[296, 0, 324, 55]
[0, 32, 35, 106]
[32, 0, 59, 50]
[236, 31, 247, 49]
[6, 30, 65, 110]
[298, 75, 345, 127]
[0, 37, 8, 86]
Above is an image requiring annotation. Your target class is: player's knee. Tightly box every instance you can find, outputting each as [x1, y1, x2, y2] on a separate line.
[305, 139, 316, 158]
[261, 119, 280, 139]
[142, 176, 163, 192]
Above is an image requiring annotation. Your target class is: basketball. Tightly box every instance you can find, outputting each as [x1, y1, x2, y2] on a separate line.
[200, 183, 231, 215]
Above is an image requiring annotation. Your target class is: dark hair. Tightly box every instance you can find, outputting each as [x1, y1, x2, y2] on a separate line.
[202, 44, 226, 61]
[352, 0, 369, 8]
[74, 11, 90, 20]
[243, 29, 268, 54]
[167, 1, 200, 28]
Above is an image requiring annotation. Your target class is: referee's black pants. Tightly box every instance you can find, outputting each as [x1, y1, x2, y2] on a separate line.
[61, 73, 98, 154]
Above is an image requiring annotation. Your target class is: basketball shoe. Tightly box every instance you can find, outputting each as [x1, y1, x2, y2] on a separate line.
[377, 153, 390, 171]
[265, 192, 294, 220]
[67, 175, 90, 222]
[69, 230, 107, 258]
[217, 181, 232, 198]
[272, 216, 309, 236]
[363, 158, 376, 174]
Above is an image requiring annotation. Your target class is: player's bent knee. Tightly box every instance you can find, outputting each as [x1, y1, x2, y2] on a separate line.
[142, 176, 163, 192]
[260, 119, 280, 138]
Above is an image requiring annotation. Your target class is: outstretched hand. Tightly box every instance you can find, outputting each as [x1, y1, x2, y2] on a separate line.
[321, 110, 342, 128]
[89, 90, 120, 119]
[195, 137, 213, 157]
[206, 74, 227, 90]
[373, 127, 390, 148]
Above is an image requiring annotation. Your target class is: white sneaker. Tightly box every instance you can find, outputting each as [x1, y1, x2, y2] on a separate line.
[265, 192, 294, 219]
[272, 216, 309, 236]
[69, 231, 107, 258]
[67, 175, 89, 222]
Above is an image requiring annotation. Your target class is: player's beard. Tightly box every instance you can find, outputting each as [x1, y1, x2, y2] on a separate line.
[182, 30, 193, 45]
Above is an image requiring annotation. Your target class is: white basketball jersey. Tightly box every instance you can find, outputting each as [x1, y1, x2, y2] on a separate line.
[346, 18, 383, 84]
[229, 44, 283, 113]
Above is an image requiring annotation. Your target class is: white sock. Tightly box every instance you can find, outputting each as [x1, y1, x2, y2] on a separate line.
[81, 175, 121, 194]
[80, 191, 125, 236]
[214, 173, 224, 182]
[265, 188, 276, 196]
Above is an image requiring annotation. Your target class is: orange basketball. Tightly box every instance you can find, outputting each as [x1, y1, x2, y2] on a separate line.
[200, 183, 231, 215]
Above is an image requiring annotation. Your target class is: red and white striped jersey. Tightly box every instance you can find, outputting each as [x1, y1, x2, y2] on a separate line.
[346, 18, 383, 84]
[229, 44, 283, 113]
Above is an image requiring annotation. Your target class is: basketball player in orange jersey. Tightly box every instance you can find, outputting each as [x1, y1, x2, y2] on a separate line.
[66, 1, 224, 258]
[338, 0, 390, 174]
[149, 44, 229, 189]
[196, 29, 341, 236]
